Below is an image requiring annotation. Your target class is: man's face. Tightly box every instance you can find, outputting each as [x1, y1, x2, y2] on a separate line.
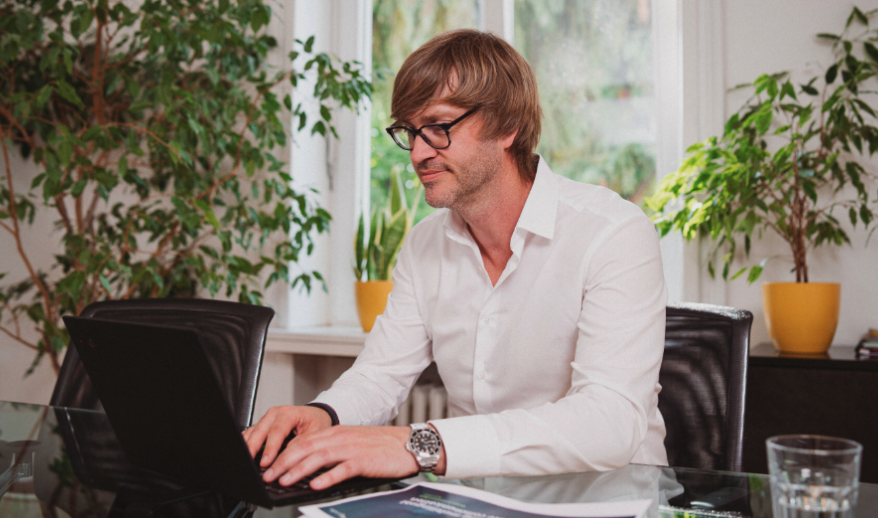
[401, 102, 507, 210]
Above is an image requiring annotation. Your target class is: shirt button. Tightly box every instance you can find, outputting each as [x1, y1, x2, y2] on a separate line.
[479, 370, 487, 380]
[484, 317, 491, 324]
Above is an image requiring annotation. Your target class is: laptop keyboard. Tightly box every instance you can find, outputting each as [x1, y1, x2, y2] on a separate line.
[262, 467, 328, 494]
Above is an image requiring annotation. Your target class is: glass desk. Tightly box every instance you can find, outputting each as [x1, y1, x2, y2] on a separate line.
[2, 400, 877, 518]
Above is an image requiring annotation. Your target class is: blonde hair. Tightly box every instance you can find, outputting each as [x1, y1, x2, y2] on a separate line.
[391, 29, 542, 182]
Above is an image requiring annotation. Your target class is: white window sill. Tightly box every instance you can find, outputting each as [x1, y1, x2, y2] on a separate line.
[266, 326, 367, 357]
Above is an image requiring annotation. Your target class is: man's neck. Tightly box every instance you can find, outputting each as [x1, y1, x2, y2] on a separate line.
[455, 165, 534, 286]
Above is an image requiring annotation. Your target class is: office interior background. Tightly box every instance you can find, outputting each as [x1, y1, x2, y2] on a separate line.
[1, 0, 876, 408]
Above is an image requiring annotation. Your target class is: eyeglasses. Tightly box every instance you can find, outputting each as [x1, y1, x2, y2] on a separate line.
[385, 106, 481, 151]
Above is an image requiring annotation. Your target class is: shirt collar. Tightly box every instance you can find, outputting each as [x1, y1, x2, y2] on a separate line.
[442, 154, 559, 242]
[515, 155, 557, 240]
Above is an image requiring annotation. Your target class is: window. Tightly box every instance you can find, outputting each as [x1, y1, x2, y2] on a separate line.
[514, 0, 655, 203]
[283, 0, 690, 329]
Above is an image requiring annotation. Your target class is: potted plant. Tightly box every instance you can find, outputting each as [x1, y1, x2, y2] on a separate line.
[647, 6, 878, 354]
[353, 167, 421, 332]
[0, 0, 370, 374]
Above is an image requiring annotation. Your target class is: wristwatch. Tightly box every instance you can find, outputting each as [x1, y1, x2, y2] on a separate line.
[406, 423, 442, 473]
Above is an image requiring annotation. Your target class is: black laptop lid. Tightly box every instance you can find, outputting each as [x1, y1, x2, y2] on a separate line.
[63, 316, 272, 507]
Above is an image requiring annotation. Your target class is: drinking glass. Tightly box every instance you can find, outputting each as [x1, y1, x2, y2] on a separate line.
[767, 435, 862, 518]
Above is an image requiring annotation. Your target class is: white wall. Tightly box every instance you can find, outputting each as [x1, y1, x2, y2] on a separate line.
[0, 154, 65, 404]
[4, 0, 878, 404]
[715, 0, 878, 346]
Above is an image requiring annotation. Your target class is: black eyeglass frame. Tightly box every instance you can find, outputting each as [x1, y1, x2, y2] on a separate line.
[385, 105, 482, 151]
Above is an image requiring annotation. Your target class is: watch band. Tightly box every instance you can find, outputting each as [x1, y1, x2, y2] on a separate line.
[305, 402, 339, 426]
[406, 423, 442, 473]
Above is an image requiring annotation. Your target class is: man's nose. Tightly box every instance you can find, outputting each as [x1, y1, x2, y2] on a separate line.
[409, 134, 438, 163]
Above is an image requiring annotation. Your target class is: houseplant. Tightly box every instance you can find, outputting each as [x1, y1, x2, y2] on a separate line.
[647, 6, 878, 353]
[0, 0, 370, 374]
[353, 167, 421, 332]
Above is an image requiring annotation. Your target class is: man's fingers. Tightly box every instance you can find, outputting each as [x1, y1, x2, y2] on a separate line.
[310, 461, 357, 490]
[266, 433, 332, 483]
[265, 426, 417, 489]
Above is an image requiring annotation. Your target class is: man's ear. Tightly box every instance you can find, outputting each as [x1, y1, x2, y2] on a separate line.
[501, 129, 518, 150]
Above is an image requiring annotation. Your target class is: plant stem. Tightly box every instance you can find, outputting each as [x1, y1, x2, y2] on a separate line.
[1, 130, 55, 326]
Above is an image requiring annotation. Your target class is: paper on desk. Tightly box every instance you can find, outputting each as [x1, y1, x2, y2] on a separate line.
[299, 482, 651, 518]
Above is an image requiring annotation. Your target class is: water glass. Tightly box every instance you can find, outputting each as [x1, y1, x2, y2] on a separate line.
[767, 435, 862, 518]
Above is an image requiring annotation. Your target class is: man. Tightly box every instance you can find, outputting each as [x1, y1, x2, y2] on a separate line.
[243, 29, 667, 490]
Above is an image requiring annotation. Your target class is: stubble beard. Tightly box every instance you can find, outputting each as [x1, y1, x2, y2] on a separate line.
[416, 140, 503, 211]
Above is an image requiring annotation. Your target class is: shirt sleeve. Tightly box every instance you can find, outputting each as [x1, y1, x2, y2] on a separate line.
[431, 213, 668, 479]
[311, 234, 433, 426]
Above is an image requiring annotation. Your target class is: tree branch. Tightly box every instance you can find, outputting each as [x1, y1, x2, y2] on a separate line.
[0, 129, 55, 324]
[0, 324, 39, 352]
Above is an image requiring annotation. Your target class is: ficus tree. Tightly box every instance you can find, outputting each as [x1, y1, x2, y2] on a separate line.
[0, 0, 371, 374]
[647, 6, 878, 284]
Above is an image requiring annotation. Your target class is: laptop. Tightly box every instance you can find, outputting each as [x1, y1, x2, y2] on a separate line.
[62, 316, 400, 508]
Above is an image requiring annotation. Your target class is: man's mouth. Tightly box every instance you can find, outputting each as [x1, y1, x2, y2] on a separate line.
[417, 169, 447, 183]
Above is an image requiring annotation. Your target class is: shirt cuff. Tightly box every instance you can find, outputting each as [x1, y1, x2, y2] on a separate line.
[306, 402, 339, 426]
[430, 414, 501, 479]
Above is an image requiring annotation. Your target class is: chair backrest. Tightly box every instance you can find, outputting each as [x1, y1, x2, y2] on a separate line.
[51, 298, 274, 429]
[659, 302, 752, 472]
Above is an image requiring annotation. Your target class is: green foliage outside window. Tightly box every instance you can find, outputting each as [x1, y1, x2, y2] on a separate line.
[370, 0, 656, 214]
[0, 0, 370, 374]
[514, 0, 656, 203]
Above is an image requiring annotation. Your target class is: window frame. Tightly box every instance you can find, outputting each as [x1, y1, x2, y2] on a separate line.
[275, 0, 716, 330]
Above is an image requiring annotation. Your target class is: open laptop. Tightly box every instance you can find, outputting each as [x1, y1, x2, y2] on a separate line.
[62, 316, 400, 508]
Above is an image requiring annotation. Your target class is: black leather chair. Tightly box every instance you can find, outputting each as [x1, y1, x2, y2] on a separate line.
[43, 298, 273, 517]
[659, 302, 752, 472]
[51, 298, 274, 430]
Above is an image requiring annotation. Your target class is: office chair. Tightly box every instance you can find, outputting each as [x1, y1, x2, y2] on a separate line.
[51, 298, 274, 430]
[44, 298, 273, 517]
[659, 302, 752, 472]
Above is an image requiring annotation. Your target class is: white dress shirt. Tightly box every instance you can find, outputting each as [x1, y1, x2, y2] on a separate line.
[314, 157, 668, 479]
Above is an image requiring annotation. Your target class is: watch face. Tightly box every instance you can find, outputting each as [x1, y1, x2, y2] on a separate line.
[411, 429, 441, 455]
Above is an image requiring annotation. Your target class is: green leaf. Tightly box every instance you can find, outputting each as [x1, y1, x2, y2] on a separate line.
[204, 208, 220, 230]
[766, 79, 779, 100]
[800, 83, 819, 96]
[118, 155, 128, 178]
[71, 179, 87, 197]
[861, 205, 874, 226]
[865, 42, 878, 63]
[99, 274, 112, 294]
[747, 258, 769, 284]
[58, 139, 75, 166]
[755, 109, 773, 135]
[826, 64, 838, 84]
[379, 211, 409, 280]
[729, 267, 748, 281]
[36, 86, 53, 108]
[802, 180, 817, 203]
[817, 33, 840, 41]
[854, 6, 868, 25]
[56, 79, 84, 108]
[780, 81, 796, 101]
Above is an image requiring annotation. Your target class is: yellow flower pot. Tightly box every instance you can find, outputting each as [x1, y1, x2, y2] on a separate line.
[354, 280, 394, 332]
[762, 282, 841, 354]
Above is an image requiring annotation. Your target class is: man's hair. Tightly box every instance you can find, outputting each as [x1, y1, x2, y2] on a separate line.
[391, 29, 542, 182]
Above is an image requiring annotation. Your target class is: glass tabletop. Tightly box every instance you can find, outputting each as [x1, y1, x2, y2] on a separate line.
[2, 401, 876, 518]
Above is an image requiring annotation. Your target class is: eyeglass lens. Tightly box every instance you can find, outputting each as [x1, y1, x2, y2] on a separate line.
[390, 125, 450, 150]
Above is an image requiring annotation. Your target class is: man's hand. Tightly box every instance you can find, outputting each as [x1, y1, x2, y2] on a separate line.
[261, 425, 426, 490]
[243, 405, 333, 469]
